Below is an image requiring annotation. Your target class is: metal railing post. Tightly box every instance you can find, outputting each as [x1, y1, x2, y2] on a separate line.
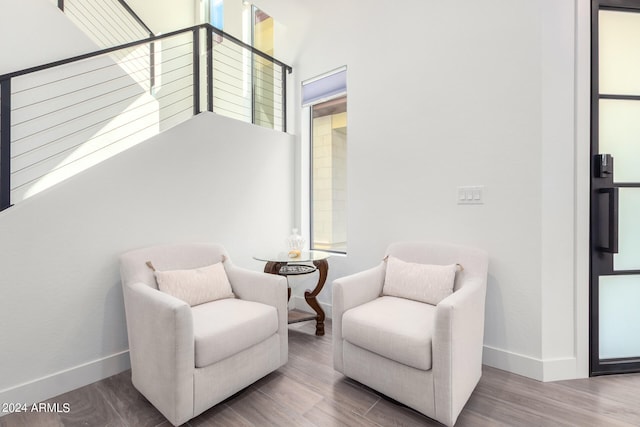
[149, 41, 155, 93]
[193, 28, 200, 116]
[1, 78, 12, 211]
[251, 56, 256, 125]
[281, 65, 287, 132]
[206, 28, 213, 112]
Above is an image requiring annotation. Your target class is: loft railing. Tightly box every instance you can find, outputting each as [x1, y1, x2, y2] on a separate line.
[0, 24, 292, 212]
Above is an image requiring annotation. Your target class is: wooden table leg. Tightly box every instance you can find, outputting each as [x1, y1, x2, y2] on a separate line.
[305, 259, 328, 336]
[263, 258, 328, 335]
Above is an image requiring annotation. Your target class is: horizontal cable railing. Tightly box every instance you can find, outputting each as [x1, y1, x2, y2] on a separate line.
[56, 0, 155, 93]
[0, 24, 292, 211]
[57, 0, 153, 45]
[208, 36, 284, 129]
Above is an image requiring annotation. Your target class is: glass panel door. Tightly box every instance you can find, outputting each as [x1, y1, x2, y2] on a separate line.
[599, 9, 640, 95]
[591, 1, 640, 376]
[599, 275, 640, 359]
[600, 99, 640, 183]
[615, 189, 640, 271]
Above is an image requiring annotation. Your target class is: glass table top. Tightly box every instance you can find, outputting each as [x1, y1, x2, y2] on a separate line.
[253, 250, 331, 263]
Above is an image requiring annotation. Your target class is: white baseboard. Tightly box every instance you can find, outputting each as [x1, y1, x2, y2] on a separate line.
[290, 296, 332, 319]
[540, 356, 579, 381]
[0, 351, 130, 417]
[482, 345, 544, 380]
[483, 345, 578, 382]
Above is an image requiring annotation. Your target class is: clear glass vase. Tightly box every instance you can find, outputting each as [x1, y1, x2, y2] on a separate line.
[286, 228, 305, 257]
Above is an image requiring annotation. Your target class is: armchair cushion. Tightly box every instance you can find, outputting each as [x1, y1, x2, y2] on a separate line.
[154, 262, 234, 307]
[191, 298, 278, 368]
[342, 296, 437, 371]
[382, 256, 457, 305]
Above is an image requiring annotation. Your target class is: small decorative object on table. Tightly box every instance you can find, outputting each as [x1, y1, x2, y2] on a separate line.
[286, 228, 305, 258]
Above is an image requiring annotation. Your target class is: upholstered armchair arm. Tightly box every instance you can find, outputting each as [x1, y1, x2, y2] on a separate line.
[332, 262, 386, 372]
[123, 282, 194, 426]
[432, 277, 487, 427]
[225, 265, 289, 365]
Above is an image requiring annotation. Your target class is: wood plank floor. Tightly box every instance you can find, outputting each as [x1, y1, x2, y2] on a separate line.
[2, 319, 640, 427]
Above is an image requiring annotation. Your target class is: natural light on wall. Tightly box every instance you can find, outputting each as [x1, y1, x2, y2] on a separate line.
[10, 32, 194, 202]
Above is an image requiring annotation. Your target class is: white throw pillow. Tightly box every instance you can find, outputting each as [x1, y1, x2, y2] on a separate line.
[382, 256, 457, 305]
[153, 262, 234, 306]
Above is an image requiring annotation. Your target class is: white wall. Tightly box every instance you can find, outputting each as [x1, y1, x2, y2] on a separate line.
[272, 0, 588, 381]
[126, 0, 197, 34]
[0, 0, 98, 75]
[250, 0, 310, 65]
[0, 112, 294, 406]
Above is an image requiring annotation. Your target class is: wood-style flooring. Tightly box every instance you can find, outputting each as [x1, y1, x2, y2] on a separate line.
[2, 319, 640, 427]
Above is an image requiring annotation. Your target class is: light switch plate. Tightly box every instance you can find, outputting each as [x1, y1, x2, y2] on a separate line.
[457, 186, 484, 205]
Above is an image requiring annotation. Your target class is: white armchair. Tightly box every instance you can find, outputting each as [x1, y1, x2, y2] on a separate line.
[332, 242, 489, 426]
[119, 243, 288, 426]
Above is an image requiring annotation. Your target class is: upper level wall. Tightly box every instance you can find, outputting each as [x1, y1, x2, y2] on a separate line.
[126, 0, 197, 34]
[0, 0, 98, 75]
[251, 0, 310, 65]
[0, 0, 178, 207]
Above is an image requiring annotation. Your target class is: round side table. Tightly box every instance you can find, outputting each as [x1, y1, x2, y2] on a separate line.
[254, 251, 330, 336]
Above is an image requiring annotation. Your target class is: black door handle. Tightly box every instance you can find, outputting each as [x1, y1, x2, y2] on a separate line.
[597, 187, 619, 253]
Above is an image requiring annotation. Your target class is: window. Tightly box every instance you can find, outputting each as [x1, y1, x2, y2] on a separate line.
[251, 5, 276, 129]
[209, 0, 224, 29]
[303, 68, 347, 253]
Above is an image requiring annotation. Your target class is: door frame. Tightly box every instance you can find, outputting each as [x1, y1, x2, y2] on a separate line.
[590, 0, 640, 376]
